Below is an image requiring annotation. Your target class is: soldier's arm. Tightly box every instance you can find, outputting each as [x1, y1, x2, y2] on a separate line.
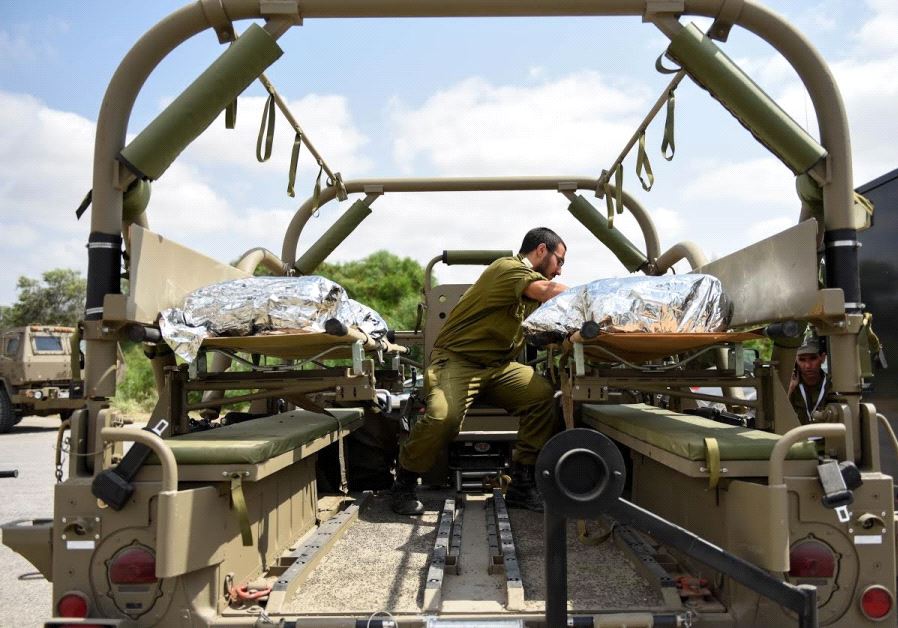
[523, 280, 568, 303]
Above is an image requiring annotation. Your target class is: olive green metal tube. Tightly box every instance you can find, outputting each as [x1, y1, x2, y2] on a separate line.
[295, 197, 376, 275]
[567, 194, 647, 273]
[654, 241, 708, 273]
[236, 247, 288, 275]
[666, 23, 826, 176]
[770, 423, 846, 485]
[119, 23, 283, 181]
[682, 1, 852, 231]
[283, 177, 662, 270]
[100, 427, 178, 493]
[443, 250, 512, 266]
[283, 177, 602, 267]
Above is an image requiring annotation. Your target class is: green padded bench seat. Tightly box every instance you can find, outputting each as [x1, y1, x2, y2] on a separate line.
[581, 403, 817, 461]
[148, 408, 364, 465]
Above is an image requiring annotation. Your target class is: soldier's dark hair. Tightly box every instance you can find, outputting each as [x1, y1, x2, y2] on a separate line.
[519, 227, 565, 255]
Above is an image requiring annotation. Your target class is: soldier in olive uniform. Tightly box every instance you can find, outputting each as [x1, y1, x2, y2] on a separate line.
[391, 228, 569, 515]
[788, 337, 835, 424]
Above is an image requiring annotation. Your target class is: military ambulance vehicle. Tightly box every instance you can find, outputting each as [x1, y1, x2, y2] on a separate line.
[0, 325, 84, 432]
[3, 1, 896, 627]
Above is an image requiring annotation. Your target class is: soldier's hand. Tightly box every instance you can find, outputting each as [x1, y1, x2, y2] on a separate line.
[788, 369, 798, 395]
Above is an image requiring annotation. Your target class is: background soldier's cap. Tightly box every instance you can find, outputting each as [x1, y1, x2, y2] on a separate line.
[797, 338, 822, 355]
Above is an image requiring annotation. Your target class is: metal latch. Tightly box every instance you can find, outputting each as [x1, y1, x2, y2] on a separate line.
[817, 459, 853, 523]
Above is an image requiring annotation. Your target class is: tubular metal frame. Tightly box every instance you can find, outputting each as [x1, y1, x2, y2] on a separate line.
[86, 0, 858, 464]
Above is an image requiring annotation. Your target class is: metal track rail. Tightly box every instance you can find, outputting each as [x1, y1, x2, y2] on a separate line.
[614, 525, 682, 610]
[423, 497, 457, 611]
[487, 490, 524, 610]
[266, 495, 367, 612]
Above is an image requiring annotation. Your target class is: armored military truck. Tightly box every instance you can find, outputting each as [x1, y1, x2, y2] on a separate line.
[3, 1, 896, 627]
[0, 325, 84, 432]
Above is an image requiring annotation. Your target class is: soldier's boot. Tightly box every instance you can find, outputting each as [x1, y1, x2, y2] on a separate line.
[504, 462, 544, 512]
[390, 467, 425, 515]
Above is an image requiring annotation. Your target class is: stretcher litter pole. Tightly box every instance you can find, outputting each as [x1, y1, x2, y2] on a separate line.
[257, 73, 344, 198]
[595, 69, 686, 195]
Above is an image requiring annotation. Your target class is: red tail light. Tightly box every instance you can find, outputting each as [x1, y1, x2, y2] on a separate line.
[108, 546, 157, 584]
[860, 585, 893, 621]
[57, 591, 89, 617]
[788, 539, 835, 578]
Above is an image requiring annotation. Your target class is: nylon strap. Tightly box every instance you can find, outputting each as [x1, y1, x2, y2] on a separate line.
[230, 474, 253, 546]
[561, 369, 575, 430]
[603, 164, 624, 229]
[311, 162, 324, 216]
[287, 131, 302, 197]
[655, 52, 681, 75]
[225, 98, 237, 129]
[256, 94, 276, 163]
[336, 414, 348, 495]
[662, 92, 676, 161]
[75, 189, 92, 220]
[704, 437, 721, 489]
[636, 132, 654, 191]
[604, 183, 615, 228]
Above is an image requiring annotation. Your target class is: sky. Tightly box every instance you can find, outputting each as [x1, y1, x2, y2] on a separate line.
[0, 1, 896, 307]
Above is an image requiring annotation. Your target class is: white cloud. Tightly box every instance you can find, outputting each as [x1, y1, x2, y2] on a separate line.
[0, 21, 67, 68]
[389, 72, 649, 176]
[0, 90, 363, 305]
[854, 0, 898, 55]
[748, 216, 795, 242]
[681, 157, 796, 205]
[0, 29, 37, 66]
[0, 91, 94, 303]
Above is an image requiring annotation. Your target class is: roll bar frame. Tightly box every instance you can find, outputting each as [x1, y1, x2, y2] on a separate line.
[84, 0, 861, 463]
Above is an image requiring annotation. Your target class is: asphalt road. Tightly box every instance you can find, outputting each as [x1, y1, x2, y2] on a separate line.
[0, 415, 62, 627]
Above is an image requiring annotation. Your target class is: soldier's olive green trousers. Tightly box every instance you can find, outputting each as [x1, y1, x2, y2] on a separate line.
[398, 351, 558, 474]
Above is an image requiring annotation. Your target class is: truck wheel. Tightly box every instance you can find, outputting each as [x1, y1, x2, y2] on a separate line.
[0, 389, 14, 433]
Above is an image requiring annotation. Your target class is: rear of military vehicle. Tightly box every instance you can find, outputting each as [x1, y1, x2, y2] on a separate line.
[0, 325, 83, 432]
[5, 1, 897, 627]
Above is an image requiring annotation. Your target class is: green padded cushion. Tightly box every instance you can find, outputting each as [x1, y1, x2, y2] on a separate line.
[147, 408, 363, 465]
[581, 403, 817, 461]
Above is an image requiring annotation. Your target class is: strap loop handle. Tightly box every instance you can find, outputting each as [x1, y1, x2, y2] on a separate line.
[662, 91, 676, 161]
[636, 131, 655, 191]
[287, 131, 302, 197]
[255, 94, 276, 162]
[311, 161, 324, 216]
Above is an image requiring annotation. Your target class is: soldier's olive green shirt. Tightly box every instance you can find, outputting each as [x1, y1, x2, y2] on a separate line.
[433, 255, 546, 366]
[789, 375, 834, 424]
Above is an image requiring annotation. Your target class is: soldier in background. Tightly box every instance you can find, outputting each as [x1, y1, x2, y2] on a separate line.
[788, 337, 835, 424]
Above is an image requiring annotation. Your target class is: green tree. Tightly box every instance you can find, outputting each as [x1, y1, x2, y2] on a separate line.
[1, 269, 86, 328]
[318, 251, 430, 330]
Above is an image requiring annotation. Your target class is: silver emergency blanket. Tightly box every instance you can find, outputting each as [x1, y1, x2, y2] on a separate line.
[522, 274, 732, 345]
[160, 276, 388, 362]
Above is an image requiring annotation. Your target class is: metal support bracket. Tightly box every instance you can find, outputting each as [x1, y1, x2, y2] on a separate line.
[573, 341, 586, 377]
[260, 0, 302, 24]
[708, 0, 744, 42]
[643, 0, 685, 22]
[200, 0, 236, 43]
[351, 340, 364, 375]
[730, 344, 744, 377]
